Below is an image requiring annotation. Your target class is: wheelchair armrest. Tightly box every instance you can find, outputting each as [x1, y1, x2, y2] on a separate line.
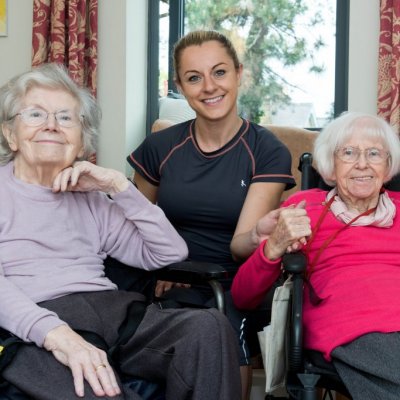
[156, 261, 228, 314]
[282, 252, 307, 372]
[156, 261, 228, 283]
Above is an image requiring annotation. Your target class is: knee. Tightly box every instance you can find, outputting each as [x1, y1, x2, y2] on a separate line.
[185, 308, 235, 343]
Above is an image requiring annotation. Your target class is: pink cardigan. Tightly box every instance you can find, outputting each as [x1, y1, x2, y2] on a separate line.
[232, 189, 400, 360]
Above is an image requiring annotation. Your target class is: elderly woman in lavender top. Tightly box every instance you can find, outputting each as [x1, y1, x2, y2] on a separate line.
[0, 63, 240, 400]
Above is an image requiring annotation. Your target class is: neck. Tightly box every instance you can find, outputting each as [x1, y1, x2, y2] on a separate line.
[13, 159, 64, 187]
[194, 116, 243, 152]
[339, 193, 379, 214]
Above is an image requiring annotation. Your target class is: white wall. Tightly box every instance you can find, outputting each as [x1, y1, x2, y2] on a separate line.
[0, 0, 32, 81]
[348, 0, 380, 113]
[0, 0, 381, 174]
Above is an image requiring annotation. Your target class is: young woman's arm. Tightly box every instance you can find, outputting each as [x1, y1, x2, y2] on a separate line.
[133, 172, 158, 204]
[230, 181, 285, 261]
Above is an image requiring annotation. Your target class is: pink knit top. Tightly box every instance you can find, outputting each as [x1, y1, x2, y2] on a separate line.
[232, 188, 400, 360]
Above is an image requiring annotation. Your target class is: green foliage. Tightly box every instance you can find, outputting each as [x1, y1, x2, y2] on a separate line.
[185, 0, 328, 123]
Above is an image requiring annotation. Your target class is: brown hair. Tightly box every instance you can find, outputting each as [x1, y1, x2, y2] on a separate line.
[173, 30, 241, 83]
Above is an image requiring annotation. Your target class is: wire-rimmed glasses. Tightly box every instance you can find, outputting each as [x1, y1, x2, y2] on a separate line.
[335, 146, 390, 164]
[13, 108, 83, 128]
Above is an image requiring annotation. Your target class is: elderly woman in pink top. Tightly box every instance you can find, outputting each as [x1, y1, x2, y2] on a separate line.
[0, 63, 240, 400]
[232, 112, 400, 400]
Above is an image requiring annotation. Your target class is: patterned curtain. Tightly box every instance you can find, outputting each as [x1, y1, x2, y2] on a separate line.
[32, 0, 98, 97]
[378, 0, 400, 134]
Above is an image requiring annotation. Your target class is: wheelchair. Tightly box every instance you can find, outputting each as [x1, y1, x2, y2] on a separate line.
[0, 258, 228, 400]
[272, 152, 400, 400]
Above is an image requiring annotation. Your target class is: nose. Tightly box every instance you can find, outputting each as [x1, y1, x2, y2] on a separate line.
[44, 113, 58, 130]
[202, 74, 217, 92]
[355, 151, 368, 168]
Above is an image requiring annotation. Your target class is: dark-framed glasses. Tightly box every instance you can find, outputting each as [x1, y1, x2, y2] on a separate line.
[14, 108, 83, 128]
[335, 146, 390, 164]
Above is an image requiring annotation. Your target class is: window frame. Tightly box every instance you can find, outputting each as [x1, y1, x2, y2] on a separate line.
[146, 0, 349, 133]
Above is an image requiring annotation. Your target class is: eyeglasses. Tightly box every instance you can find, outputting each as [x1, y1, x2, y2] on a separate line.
[335, 146, 390, 164]
[13, 108, 83, 128]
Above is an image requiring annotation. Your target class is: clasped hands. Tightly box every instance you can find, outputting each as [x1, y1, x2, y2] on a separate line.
[258, 200, 311, 260]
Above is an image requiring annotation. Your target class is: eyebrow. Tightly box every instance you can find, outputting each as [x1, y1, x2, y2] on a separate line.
[22, 105, 73, 113]
[183, 62, 228, 77]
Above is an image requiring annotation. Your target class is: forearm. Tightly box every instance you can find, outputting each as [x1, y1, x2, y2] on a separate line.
[230, 227, 261, 261]
[107, 185, 188, 268]
[0, 276, 65, 346]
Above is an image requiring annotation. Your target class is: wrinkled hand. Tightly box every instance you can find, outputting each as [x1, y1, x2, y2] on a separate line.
[264, 201, 311, 260]
[44, 325, 121, 398]
[155, 280, 191, 298]
[52, 161, 130, 195]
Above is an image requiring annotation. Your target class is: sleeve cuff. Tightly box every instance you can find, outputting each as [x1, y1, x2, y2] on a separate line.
[28, 315, 67, 347]
[257, 239, 282, 267]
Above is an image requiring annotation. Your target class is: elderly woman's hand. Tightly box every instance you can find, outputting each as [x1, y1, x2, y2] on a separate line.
[52, 161, 130, 196]
[264, 201, 311, 260]
[44, 325, 121, 398]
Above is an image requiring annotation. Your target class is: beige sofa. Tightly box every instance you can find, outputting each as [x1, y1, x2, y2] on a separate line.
[151, 119, 317, 200]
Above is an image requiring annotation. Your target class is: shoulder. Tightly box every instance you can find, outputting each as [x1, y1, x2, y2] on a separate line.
[146, 120, 193, 147]
[242, 121, 290, 155]
[387, 189, 400, 206]
[244, 121, 286, 144]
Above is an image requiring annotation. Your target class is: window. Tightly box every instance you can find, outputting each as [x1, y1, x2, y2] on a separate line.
[147, 0, 349, 131]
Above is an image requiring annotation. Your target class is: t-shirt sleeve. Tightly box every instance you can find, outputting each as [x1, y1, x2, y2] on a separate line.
[127, 133, 164, 186]
[127, 121, 192, 186]
[251, 127, 296, 190]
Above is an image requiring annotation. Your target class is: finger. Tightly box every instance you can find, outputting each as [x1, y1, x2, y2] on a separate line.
[95, 363, 121, 396]
[52, 170, 69, 193]
[268, 207, 284, 218]
[69, 363, 86, 398]
[155, 281, 164, 297]
[295, 200, 307, 209]
[69, 165, 84, 187]
[60, 169, 73, 192]
[83, 364, 106, 397]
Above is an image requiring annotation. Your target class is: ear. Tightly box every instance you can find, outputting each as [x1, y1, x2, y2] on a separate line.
[77, 135, 85, 158]
[2, 123, 18, 152]
[237, 64, 243, 86]
[77, 146, 85, 159]
[174, 79, 185, 97]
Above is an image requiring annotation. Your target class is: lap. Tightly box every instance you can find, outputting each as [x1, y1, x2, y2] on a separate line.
[1, 292, 234, 399]
[332, 332, 400, 400]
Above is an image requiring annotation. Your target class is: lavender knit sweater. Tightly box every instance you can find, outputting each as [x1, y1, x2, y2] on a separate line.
[0, 162, 188, 347]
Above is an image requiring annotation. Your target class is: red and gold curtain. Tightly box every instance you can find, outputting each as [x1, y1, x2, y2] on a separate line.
[32, 0, 98, 97]
[378, 0, 400, 133]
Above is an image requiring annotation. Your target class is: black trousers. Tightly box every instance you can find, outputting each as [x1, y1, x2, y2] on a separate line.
[2, 291, 241, 400]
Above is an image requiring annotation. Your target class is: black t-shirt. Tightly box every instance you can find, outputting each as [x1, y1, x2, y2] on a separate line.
[128, 119, 295, 277]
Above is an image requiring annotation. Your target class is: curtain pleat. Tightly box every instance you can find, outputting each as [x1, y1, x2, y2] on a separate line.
[378, 0, 400, 134]
[32, 0, 98, 97]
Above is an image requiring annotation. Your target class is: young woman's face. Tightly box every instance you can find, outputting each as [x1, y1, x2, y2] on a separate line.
[176, 40, 242, 122]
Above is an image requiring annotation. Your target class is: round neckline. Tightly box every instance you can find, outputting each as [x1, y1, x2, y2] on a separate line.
[189, 119, 249, 157]
[4, 161, 63, 202]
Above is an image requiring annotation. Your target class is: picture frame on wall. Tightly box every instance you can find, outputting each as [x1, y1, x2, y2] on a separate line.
[0, 0, 7, 37]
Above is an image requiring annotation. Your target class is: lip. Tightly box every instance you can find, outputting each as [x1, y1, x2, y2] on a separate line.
[350, 176, 373, 181]
[34, 140, 65, 145]
[202, 95, 224, 105]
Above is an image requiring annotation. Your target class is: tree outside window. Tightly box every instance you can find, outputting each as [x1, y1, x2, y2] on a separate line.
[155, 0, 347, 130]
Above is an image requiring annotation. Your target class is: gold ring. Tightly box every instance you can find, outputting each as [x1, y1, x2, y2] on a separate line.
[95, 364, 106, 372]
